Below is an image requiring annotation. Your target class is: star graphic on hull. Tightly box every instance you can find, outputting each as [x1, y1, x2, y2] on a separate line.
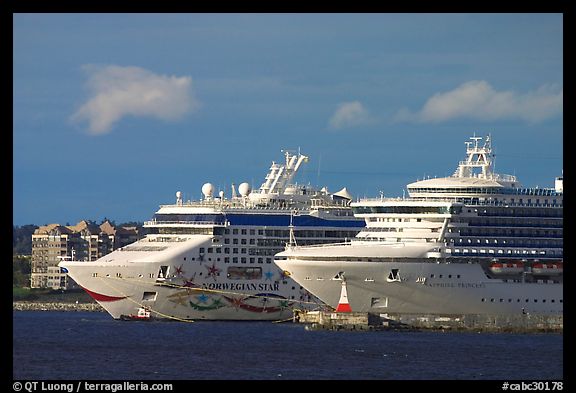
[226, 296, 246, 310]
[196, 293, 209, 304]
[181, 272, 198, 288]
[174, 264, 185, 277]
[205, 262, 221, 281]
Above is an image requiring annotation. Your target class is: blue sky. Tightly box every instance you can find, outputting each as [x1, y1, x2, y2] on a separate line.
[13, 13, 563, 226]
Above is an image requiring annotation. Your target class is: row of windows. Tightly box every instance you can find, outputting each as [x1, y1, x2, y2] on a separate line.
[224, 229, 359, 238]
[481, 298, 562, 304]
[201, 246, 281, 254]
[450, 248, 563, 257]
[430, 274, 461, 279]
[449, 238, 563, 248]
[472, 206, 562, 218]
[225, 258, 273, 265]
[466, 218, 563, 228]
[154, 228, 215, 235]
[354, 206, 459, 215]
[459, 228, 563, 237]
[368, 217, 445, 223]
[407, 187, 561, 197]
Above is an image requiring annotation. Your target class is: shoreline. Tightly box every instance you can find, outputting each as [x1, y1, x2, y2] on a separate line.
[13, 301, 104, 312]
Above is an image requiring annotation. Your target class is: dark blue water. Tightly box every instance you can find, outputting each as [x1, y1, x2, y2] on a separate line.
[13, 311, 563, 380]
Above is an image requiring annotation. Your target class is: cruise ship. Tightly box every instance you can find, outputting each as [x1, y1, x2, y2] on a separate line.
[59, 150, 364, 321]
[275, 135, 563, 319]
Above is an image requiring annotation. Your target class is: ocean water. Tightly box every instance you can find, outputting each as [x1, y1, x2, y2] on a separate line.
[13, 311, 563, 381]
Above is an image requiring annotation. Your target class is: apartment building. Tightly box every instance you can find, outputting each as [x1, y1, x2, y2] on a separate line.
[31, 220, 140, 289]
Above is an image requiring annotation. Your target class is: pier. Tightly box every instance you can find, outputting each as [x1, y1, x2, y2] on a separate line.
[295, 310, 563, 333]
[13, 301, 104, 312]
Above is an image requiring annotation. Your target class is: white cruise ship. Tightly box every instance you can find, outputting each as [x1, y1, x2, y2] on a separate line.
[275, 135, 563, 319]
[59, 151, 364, 321]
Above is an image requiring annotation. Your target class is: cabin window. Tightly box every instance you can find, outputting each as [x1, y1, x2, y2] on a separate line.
[142, 292, 157, 301]
[157, 265, 169, 278]
[371, 297, 388, 307]
[227, 267, 262, 280]
[387, 269, 401, 282]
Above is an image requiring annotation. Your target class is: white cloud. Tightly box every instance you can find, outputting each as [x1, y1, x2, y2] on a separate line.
[71, 65, 199, 135]
[329, 101, 372, 130]
[395, 80, 562, 124]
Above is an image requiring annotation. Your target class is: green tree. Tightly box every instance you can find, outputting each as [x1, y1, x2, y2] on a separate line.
[13, 255, 31, 287]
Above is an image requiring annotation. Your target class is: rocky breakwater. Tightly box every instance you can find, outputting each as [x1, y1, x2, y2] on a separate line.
[13, 301, 104, 312]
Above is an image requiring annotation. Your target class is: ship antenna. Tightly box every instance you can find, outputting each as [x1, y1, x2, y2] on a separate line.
[287, 210, 298, 249]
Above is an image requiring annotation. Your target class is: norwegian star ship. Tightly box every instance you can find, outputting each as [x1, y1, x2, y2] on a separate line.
[275, 135, 563, 318]
[59, 151, 364, 321]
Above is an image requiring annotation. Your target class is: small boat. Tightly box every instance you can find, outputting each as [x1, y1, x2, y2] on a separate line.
[531, 262, 563, 275]
[120, 307, 152, 321]
[489, 260, 524, 274]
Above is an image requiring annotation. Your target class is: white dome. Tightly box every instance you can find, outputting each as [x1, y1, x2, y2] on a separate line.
[238, 182, 251, 196]
[202, 183, 214, 197]
[176, 191, 182, 198]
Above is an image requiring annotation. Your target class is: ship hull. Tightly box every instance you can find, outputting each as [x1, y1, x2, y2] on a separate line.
[274, 259, 563, 316]
[62, 261, 321, 321]
[60, 235, 327, 321]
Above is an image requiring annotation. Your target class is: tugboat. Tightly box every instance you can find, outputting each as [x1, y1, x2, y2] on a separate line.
[120, 307, 152, 321]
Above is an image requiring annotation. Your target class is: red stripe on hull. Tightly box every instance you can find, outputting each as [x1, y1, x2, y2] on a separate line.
[81, 287, 127, 302]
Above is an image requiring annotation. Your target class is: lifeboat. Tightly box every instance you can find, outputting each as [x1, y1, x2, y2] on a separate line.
[489, 260, 524, 274]
[531, 262, 563, 275]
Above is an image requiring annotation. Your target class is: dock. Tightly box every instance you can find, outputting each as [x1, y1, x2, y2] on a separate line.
[294, 310, 563, 333]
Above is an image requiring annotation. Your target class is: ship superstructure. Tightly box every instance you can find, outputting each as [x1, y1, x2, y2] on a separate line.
[59, 150, 364, 321]
[275, 136, 563, 318]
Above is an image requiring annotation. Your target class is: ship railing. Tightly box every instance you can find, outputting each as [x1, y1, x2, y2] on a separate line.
[356, 196, 562, 208]
[144, 220, 225, 227]
[288, 240, 354, 249]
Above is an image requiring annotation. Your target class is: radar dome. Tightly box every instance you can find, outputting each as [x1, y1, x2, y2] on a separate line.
[219, 190, 225, 199]
[238, 182, 251, 196]
[176, 191, 182, 198]
[202, 183, 214, 198]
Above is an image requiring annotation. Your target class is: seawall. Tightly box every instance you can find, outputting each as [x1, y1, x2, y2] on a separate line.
[13, 302, 104, 312]
[297, 311, 563, 333]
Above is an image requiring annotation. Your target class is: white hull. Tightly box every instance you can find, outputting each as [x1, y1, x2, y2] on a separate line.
[275, 257, 563, 316]
[62, 235, 326, 321]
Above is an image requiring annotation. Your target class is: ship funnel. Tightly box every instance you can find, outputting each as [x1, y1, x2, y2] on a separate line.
[555, 176, 563, 193]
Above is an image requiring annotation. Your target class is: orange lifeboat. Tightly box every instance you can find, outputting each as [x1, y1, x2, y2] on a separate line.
[489, 260, 524, 274]
[531, 261, 563, 275]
